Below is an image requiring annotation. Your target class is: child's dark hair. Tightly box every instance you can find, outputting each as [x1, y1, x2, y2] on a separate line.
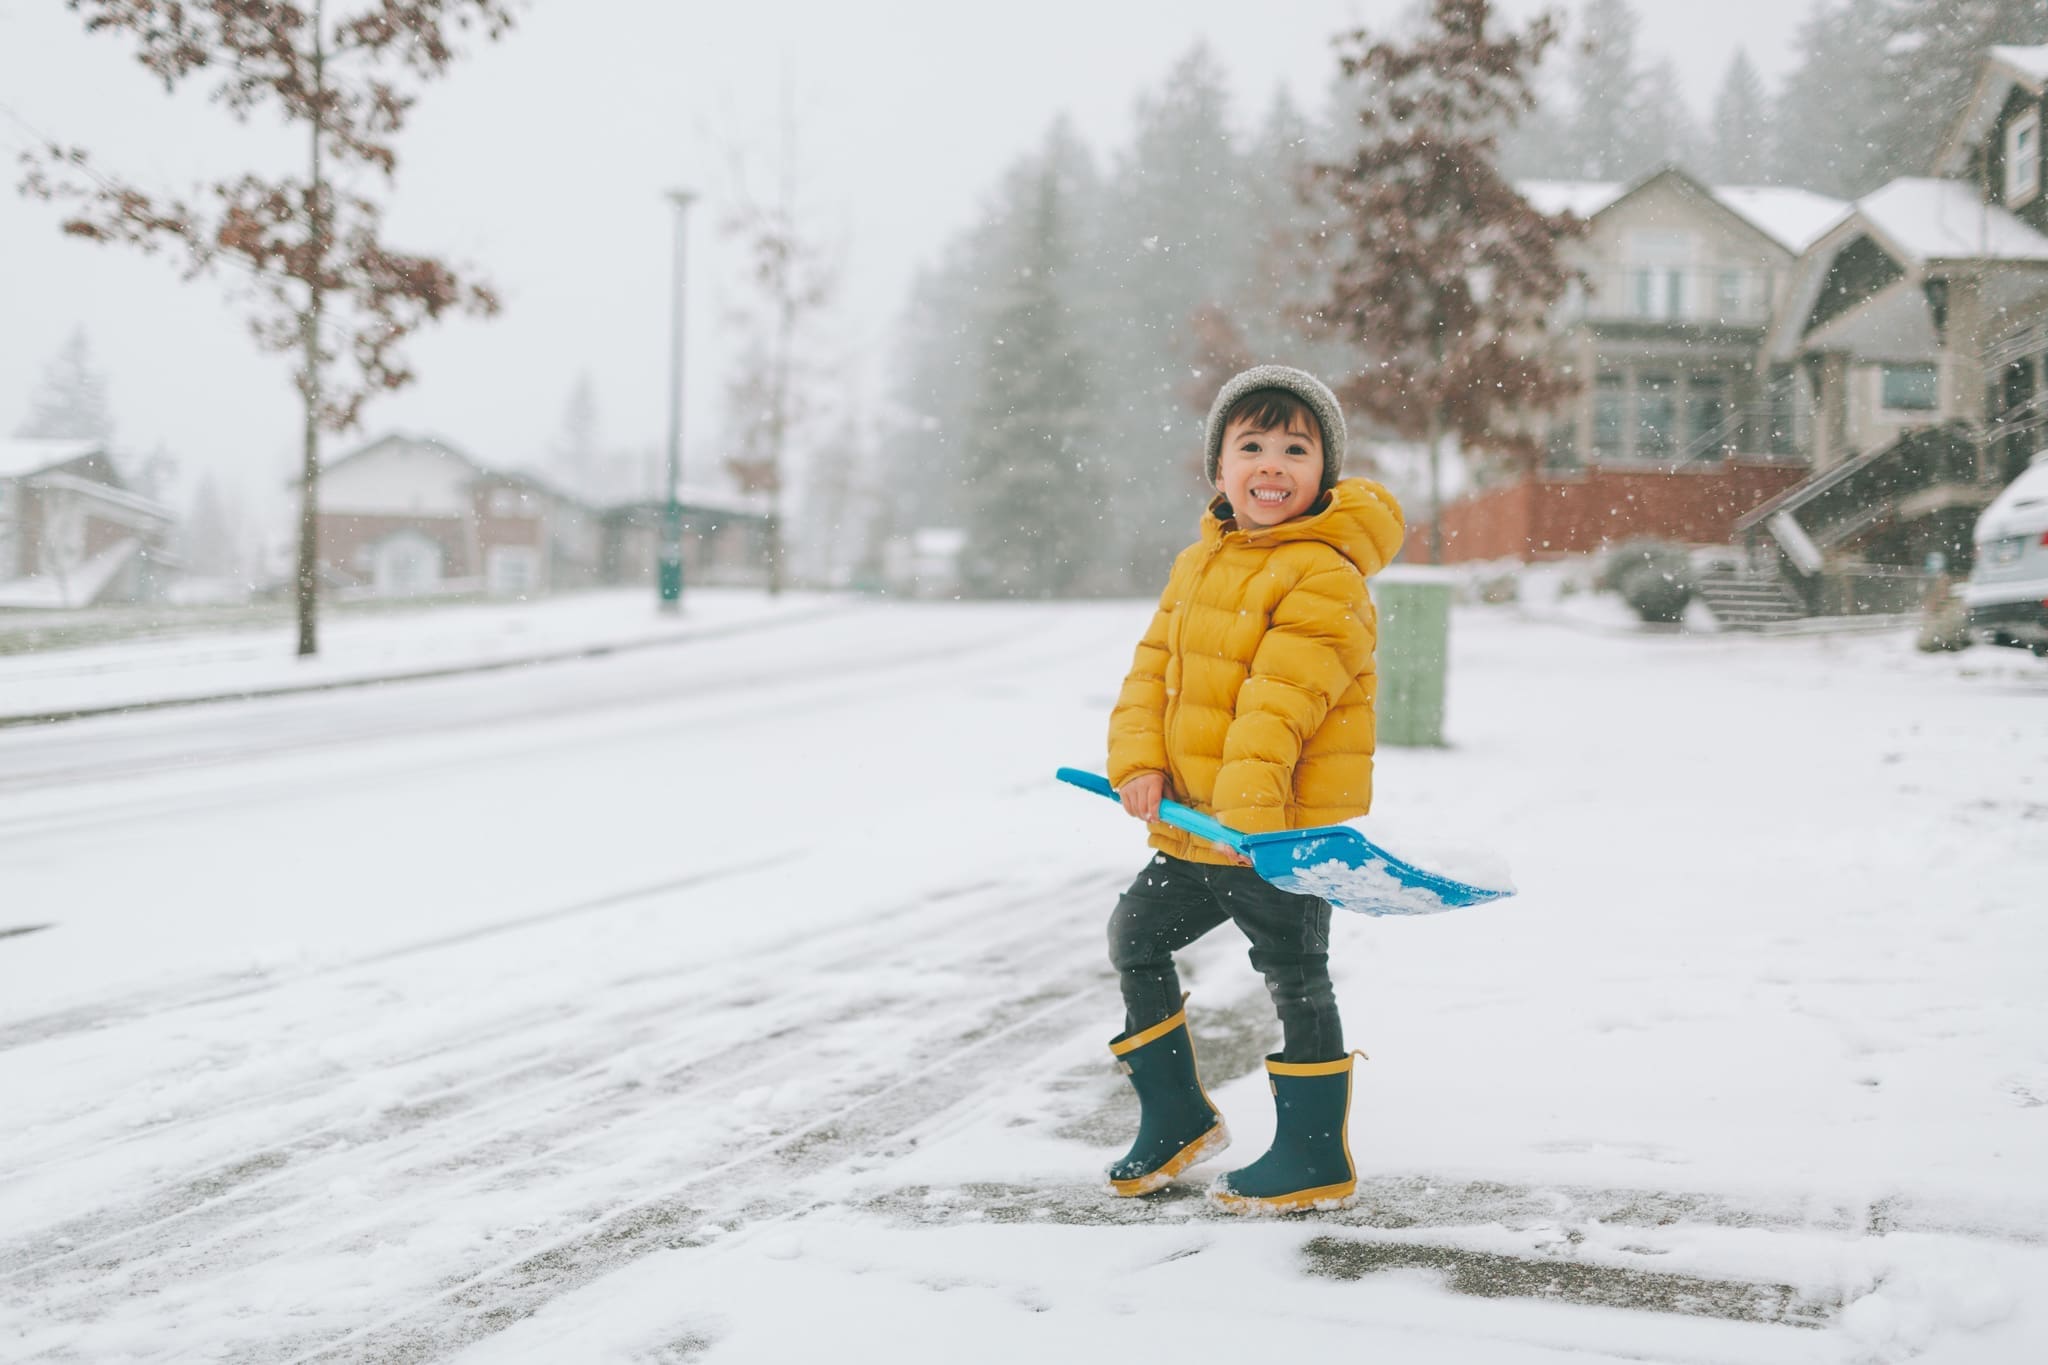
[1219, 388, 1324, 446]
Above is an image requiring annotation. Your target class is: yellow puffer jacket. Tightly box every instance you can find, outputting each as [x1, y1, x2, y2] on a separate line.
[1107, 478, 1405, 865]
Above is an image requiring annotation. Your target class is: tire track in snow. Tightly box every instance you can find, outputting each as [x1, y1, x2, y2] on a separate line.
[0, 869, 1120, 1315]
[263, 964, 1111, 1363]
[0, 865, 1031, 1181]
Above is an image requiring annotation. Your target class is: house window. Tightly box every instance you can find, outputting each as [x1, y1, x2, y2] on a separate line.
[2007, 109, 2040, 204]
[1632, 269, 1655, 317]
[1881, 364, 1939, 412]
[1665, 269, 1684, 319]
[1687, 377, 1727, 454]
[1636, 374, 1677, 460]
[1545, 423, 1581, 472]
[1717, 271, 1744, 318]
[1593, 374, 1627, 458]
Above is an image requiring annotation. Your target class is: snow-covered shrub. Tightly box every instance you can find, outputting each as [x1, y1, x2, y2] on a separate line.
[1619, 563, 1695, 623]
[1473, 569, 1519, 604]
[1603, 540, 1696, 624]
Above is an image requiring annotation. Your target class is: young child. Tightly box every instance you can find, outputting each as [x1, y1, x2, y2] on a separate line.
[1103, 364, 1404, 1212]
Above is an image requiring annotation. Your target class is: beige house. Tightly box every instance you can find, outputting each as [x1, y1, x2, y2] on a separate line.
[316, 434, 601, 599]
[1523, 169, 1845, 470]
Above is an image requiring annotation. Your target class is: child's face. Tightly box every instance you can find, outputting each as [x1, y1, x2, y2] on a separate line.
[1216, 414, 1324, 527]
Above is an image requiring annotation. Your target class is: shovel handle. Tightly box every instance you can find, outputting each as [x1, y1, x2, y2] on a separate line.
[1054, 767, 1248, 854]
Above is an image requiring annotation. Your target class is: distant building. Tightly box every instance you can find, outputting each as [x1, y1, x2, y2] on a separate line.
[308, 433, 777, 601]
[0, 439, 176, 609]
[313, 433, 603, 599]
[599, 493, 776, 590]
[880, 527, 965, 599]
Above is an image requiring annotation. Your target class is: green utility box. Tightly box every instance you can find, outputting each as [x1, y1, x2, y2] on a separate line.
[1374, 572, 1453, 747]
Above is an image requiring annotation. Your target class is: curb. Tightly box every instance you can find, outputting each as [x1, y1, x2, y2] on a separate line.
[0, 602, 845, 730]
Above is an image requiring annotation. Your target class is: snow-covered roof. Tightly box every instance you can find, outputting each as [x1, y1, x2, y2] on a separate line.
[322, 431, 484, 474]
[1855, 177, 2048, 264]
[1710, 186, 1850, 254]
[1989, 43, 2048, 87]
[1515, 175, 1846, 253]
[1516, 180, 1623, 220]
[0, 438, 103, 480]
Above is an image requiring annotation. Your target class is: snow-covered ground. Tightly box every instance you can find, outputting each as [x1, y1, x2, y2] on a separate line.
[1, 596, 2044, 1363]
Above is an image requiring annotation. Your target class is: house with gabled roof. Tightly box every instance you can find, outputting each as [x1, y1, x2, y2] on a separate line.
[316, 432, 774, 598]
[0, 438, 176, 609]
[318, 433, 604, 598]
[1428, 167, 1845, 590]
[1737, 46, 2048, 613]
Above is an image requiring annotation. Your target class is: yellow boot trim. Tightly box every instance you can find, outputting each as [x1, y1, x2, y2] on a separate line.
[1107, 1120, 1231, 1197]
[1109, 1006, 1189, 1057]
[1266, 1055, 1355, 1078]
[1210, 1176, 1358, 1214]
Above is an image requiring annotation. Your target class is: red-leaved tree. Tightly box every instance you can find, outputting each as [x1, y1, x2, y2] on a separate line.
[1310, 0, 1583, 561]
[19, 1, 516, 655]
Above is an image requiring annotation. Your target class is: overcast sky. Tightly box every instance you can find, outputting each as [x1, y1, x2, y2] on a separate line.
[0, 0, 1812, 518]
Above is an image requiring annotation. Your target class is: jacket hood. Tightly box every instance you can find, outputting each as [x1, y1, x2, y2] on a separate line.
[1203, 477, 1405, 577]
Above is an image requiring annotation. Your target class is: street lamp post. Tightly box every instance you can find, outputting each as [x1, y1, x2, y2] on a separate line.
[659, 188, 696, 612]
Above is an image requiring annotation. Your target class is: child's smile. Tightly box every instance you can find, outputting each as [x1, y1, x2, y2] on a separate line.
[1216, 415, 1325, 528]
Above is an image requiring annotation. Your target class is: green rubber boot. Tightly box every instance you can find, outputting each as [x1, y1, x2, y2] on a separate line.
[1210, 1053, 1359, 1213]
[1105, 1005, 1230, 1196]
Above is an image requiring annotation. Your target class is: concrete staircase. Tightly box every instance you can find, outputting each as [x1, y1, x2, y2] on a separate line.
[1697, 562, 1808, 630]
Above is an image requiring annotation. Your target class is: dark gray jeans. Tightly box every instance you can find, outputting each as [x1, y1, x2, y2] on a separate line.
[1107, 853, 1343, 1063]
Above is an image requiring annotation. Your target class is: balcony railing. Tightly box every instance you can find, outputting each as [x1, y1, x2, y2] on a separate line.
[1560, 266, 1777, 327]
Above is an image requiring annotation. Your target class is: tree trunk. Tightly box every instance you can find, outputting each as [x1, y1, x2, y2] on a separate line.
[295, 3, 328, 658]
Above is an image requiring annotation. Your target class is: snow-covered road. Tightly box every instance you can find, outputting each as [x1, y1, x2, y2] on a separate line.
[2, 599, 2045, 1362]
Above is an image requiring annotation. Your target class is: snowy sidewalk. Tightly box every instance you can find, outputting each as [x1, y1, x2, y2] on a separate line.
[0, 587, 844, 725]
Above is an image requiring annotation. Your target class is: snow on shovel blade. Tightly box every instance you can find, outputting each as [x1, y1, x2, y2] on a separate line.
[1056, 767, 1513, 917]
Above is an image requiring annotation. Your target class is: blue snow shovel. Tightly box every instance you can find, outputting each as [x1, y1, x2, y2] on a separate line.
[1056, 767, 1513, 917]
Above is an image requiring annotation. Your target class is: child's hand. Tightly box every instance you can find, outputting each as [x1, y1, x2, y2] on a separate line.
[1118, 771, 1167, 822]
[1216, 844, 1253, 867]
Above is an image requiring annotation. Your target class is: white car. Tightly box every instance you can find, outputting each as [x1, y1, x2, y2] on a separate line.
[1966, 454, 2048, 655]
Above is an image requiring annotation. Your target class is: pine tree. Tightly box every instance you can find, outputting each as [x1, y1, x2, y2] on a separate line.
[179, 474, 246, 578]
[1771, 0, 1892, 195]
[1310, 0, 1584, 561]
[550, 373, 601, 500]
[1557, 0, 1695, 180]
[16, 329, 114, 443]
[887, 251, 988, 538]
[1706, 50, 1771, 184]
[959, 144, 1103, 598]
[1094, 45, 1252, 587]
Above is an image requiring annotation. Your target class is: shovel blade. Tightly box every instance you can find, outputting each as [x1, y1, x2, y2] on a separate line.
[1242, 826, 1513, 917]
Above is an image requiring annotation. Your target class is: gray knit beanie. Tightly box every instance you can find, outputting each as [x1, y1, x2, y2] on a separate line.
[1203, 365, 1347, 494]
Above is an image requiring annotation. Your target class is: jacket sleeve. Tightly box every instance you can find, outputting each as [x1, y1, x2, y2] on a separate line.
[1106, 557, 1180, 790]
[1212, 553, 1372, 833]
